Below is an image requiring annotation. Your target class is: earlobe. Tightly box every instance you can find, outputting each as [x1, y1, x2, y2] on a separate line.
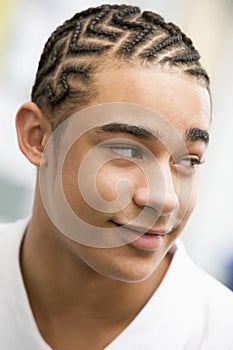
[15, 102, 52, 167]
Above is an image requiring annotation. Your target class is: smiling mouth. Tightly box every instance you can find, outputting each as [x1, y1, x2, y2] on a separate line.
[110, 220, 171, 236]
[110, 220, 172, 251]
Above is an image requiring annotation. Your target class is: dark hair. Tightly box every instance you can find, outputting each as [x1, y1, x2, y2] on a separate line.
[31, 4, 210, 129]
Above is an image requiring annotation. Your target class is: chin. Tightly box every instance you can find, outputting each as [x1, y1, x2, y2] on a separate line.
[112, 270, 157, 284]
[93, 254, 163, 284]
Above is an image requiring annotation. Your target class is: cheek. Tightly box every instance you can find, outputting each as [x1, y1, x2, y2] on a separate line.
[96, 168, 119, 202]
[62, 163, 84, 213]
[176, 173, 198, 220]
[96, 164, 135, 202]
[188, 180, 198, 214]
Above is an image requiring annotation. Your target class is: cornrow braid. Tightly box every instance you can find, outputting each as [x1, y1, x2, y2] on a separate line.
[108, 7, 155, 56]
[31, 4, 210, 129]
[45, 65, 91, 105]
[161, 50, 201, 65]
[140, 34, 183, 60]
[86, 6, 123, 41]
[69, 20, 114, 55]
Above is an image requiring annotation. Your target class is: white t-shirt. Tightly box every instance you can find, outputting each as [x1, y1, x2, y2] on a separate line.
[0, 218, 233, 350]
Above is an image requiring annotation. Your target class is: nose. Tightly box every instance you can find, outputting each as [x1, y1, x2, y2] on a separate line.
[133, 161, 179, 216]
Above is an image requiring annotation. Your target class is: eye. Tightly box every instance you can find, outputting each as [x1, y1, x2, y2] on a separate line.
[176, 156, 204, 168]
[108, 144, 143, 159]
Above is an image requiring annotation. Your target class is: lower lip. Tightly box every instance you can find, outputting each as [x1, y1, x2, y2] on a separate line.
[113, 223, 165, 250]
[129, 233, 164, 251]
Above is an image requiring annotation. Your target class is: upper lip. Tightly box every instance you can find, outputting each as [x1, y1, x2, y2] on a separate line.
[112, 221, 168, 235]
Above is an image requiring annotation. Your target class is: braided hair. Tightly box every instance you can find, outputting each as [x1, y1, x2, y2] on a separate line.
[31, 4, 210, 129]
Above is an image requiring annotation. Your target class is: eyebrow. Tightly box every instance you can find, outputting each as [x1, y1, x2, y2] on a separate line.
[97, 123, 158, 140]
[185, 127, 209, 145]
[97, 123, 209, 145]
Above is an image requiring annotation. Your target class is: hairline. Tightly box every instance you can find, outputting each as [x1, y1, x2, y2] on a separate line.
[37, 57, 211, 131]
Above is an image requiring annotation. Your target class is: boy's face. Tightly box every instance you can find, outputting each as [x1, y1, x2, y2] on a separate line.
[40, 67, 211, 282]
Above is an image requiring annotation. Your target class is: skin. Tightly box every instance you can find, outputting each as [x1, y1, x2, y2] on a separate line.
[16, 67, 211, 350]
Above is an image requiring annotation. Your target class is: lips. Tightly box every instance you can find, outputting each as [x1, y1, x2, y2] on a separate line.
[110, 221, 167, 250]
[111, 220, 168, 236]
[127, 226, 167, 236]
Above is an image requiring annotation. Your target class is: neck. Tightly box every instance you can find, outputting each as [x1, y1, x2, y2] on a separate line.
[20, 186, 174, 348]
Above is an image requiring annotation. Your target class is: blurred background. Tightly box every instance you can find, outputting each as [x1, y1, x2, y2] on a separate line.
[0, 0, 233, 289]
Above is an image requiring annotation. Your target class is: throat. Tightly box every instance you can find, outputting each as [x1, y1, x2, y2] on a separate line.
[20, 215, 174, 350]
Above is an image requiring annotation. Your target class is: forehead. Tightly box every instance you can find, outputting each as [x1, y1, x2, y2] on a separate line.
[87, 66, 211, 132]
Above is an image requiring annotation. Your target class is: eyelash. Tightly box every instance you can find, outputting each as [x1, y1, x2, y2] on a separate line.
[108, 144, 143, 159]
[106, 144, 204, 169]
[175, 157, 204, 168]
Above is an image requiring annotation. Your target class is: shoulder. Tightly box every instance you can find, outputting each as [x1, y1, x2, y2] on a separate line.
[0, 217, 29, 236]
[183, 267, 233, 349]
[0, 217, 29, 257]
[174, 241, 233, 349]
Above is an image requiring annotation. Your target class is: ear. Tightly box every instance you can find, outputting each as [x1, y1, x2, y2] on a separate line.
[15, 102, 52, 167]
